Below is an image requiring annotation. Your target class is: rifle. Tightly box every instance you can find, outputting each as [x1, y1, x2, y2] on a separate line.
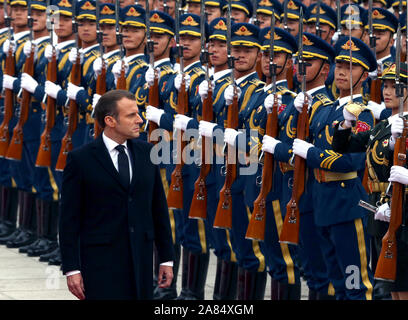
[252, 0, 262, 79]
[315, 0, 322, 38]
[246, 13, 279, 241]
[374, 25, 405, 282]
[279, 8, 308, 245]
[189, 0, 213, 220]
[145, 0, 159, 144]
[115, 0, 126, 90]
[0, 1, 15, 157]
[213, 0, 238, 230]
[368, 0, 381, 105]
[93, 0, 105, 139]
[282, 0, 294, 90]
[35, 2, 57, 167]
[167, 0, 187, 210]
[336, 0, 341, 37]
[55, 0, 81, 171]
[6, 0, 34, 161]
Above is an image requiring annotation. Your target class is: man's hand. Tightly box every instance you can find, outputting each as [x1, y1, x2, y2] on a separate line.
[157, 265, 173, 289]
[66, 273, 85, 300]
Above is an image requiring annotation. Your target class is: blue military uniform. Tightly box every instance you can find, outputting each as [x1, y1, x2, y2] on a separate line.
[300, 36, 376, 300]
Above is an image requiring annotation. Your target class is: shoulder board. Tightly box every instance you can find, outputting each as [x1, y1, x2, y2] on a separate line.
[192, 67, 205, 75]
[277, 85, 296, 97]
[216, 76, 231, 84]
[84, 49, 100, 58]
[255, 87, 264, 94]
[249, 78, 265, 87]
[160, 64, 175, 76]
[314, 93, 333, 106]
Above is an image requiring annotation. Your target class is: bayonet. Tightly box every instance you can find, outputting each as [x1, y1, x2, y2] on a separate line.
[336, 0, 341, 34]
[252, 0, 259, 26]
[283, 0, 288, 32]
[27, 0, 33, 42]
[200, 0, 209, 82]
[146, 0, 154, 68]
[115, 0, 123, 60]
[315, 0, 322, 38]
[269, 12, 276, 89]
[163, 0, 169, 14]
[368, 0, 376, 61]
[396, 25, 404, 118]
[298, 8, 306, 94]
[348, 0, 353, 103]
[96, 0, 104, 57]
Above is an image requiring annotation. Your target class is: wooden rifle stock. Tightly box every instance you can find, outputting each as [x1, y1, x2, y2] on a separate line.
[0, 46, 15, 157]
[94, 58, 106, 138]
[213, 93, 239, 230]
[35, 48, 57, 167]
[286, 66, 294, 91]
[189, 85, 213, 220]
[374, 119, 407, 281]
[279, 98, 309, 245]
[116, 60, 127, 90]
[167, 78, 188, 209]
[246, 95, 279, 241]
[55, 54, 81, 171]
[6, 45, 35, 161]
[148, 71, 159, 144]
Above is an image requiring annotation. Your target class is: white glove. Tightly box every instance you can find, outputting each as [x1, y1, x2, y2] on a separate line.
[20, 73, 38, 94]
[374, 203, 391, 222]
[294, 92, 312, 113]
[3, 39, 16, 56]
[389, 116, 404, 150]
[198, 80, 214, 100]
[91, 93, 101, 117]
[23, 40, 37, 58]
[174, 114, 193, 131]
[174, 73, 191, 91]
[389, 165, 408, 185]
[2, 74, 17, 90]
[145, 65, 161, 87]
[368, 69, 378, 80]
[261, 135, 281, 154]
[44, 44, 58, 62]
[264, 93, 282, 113]
[146, 105, 164, 125]
[224, 128, 241, 146]
[44, 80, 62, 99]
[198, 120, 217, 138]
[93, 57, 103, 76]
[342, 105, 357, 128]
[112, 60, 129, 80]
[366, 101, 386, 120]
[292, 138, 314, 159]
[68, 48, 84, 64]
[224, 84, 242, 105]
[67, 82, 85, 101]
[332, 31, 340, 43]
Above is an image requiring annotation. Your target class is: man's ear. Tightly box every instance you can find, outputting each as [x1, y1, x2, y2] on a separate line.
[104, 115, 116, 128]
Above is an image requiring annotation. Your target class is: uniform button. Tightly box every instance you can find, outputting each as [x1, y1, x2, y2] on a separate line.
[340, 182, 345, 188]
[318, 134, 322, 138]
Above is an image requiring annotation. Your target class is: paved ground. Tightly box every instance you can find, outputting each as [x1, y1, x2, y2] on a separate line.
[0, 245, 308, 300]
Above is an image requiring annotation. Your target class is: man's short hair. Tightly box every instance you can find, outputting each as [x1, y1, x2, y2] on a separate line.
[94, 90, 136, 128]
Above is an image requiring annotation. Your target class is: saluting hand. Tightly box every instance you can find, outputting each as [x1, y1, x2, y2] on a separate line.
[67, 273, 85, 300]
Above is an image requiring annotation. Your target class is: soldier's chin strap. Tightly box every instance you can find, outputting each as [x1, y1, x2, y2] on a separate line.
[276, 53, 289, 77]
[351, 68, 366, 91]
[375, 32, 393, 57]
[307, 59, 325, 84]
[134, 32, 146, 52]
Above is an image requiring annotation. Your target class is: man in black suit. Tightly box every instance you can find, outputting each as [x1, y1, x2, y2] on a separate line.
[59, 90, 175, 300]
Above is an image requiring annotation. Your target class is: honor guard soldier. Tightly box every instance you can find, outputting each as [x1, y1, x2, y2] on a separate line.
[196, 17, 239, 300]
[306, 2, 337, 44]
[391, 0, 406, 19]
[37, 0, 76, 266]
[325, 3, 368, 101]
[92, 3, 120, 94]
[361, 0, 392, 9]
[186, 0, 200, 15]
[255, 0, 282, 28]
[280, 0, 308, 37]
[363, 7, 398, 119]
[204, 0, 222, 24]
[0, 0, 36, 249]
[0, 0, 19, 242]
[221, 0, 253, 23]
[15, 0, 56, 258]
[292, 36, 376, 299]
[65, 0, 99, 146]
[332, 62, 408, 300]
[263, 32, 336, 299]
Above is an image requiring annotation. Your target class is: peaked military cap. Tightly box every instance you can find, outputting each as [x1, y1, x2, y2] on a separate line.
[380, 62, 408, 83]
[30, 0, 46, 10]
[99, 3, 116, 25]
[231, 22, 261, 48]
[260, 26, 297, 54]
[149, 10, 175, 36]
[10, 0, 26, 6]
[335, 36, 377, 72]
[205, 0, 222, 7]
[400, 11, 407, 31]
[179, 13, 208, 39]
[340, 4, 368, 27]
[120, 4, 146, 28]
[365, 7, 399, 33]
[222, 0, 253, 17]
[209, 17, 229, 41]
[257, 0, 282, 21]
[280, 0, 308, 22]
[52, 0, 73, 16]
[307, 2, 337, 30]
[76, 0, 96, 20]
[295, 32, 335, 63]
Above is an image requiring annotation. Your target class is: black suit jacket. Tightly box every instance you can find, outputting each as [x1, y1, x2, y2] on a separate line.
[59, 136, 174, 300]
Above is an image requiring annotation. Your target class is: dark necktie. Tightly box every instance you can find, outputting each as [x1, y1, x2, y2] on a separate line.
[115, 145, 130, 186]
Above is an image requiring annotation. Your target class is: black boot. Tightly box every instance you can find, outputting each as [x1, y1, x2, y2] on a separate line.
[19, 198, 43, 253]
[48, 250, 62, 265]
[27, 200, 58, 257]
[237, 267, 245, 300]
[0, 190, 25, 245]
[218, 260, 238, 300]
[242, 270, 267, 300]
[308, 289, 318, 300]
[0, 186, 18, 237]
[270, 276, 280, 300]
[40, 246, 60, 262]
[212, 257, 223, 300]
[6, 192, 37, 248]
[277, 281, 301, 300]
[184, 251, 210, 300]
[154, 243, 181, 300]
[176, 247, 190, 300]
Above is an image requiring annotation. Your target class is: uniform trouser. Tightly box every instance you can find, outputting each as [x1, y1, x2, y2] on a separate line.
[316, 217, 374, 300]
[259, 198, 300, 284]
[299, 210, 333, 295]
